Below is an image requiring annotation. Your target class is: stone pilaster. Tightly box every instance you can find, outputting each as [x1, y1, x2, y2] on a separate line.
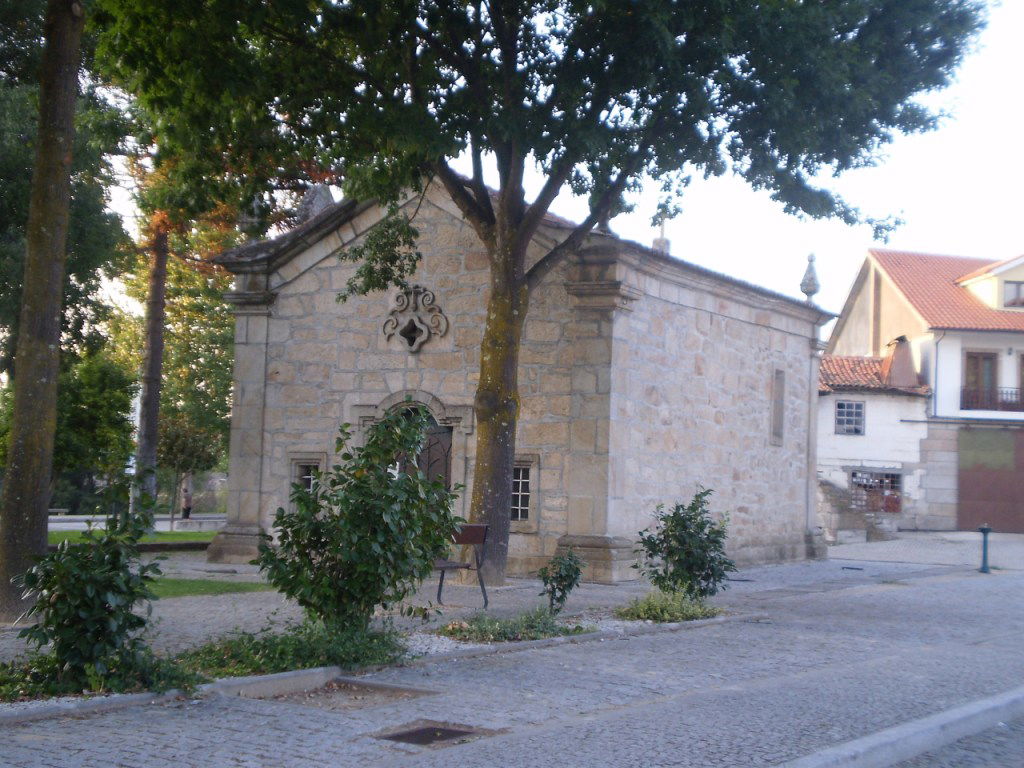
[805, 338, 828, 558]
[207, 281, 274, 563]
[563, 246, 642, 582]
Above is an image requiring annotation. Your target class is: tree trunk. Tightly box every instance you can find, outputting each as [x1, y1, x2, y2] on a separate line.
[469, 251, 527, 586]
[168, 471, 181, 533]
[134, 218, 169, 505]
[0, 0, 85, 623]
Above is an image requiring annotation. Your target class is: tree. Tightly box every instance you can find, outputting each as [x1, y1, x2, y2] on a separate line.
[0, 3, 130, 375]
[110, 235, 235, 458]
[156, 413, 219, 527]
[95, 0, 982, 581]
[0, 350, 137, 514]
[0, 0, 87, 621]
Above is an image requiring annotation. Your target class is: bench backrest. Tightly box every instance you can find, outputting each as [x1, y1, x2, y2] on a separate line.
[453, 523, 488, 546]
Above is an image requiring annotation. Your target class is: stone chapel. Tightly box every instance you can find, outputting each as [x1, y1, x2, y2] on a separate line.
[207, 183, 831, 582]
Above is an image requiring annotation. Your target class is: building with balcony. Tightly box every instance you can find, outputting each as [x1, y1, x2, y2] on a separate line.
[822, 249, 1024, 535]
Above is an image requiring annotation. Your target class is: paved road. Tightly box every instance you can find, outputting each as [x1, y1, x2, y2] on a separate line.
[4, 560, 1023, 767]
[893, 717, 1024, 767]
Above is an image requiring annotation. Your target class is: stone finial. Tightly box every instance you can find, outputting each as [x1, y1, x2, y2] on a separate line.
[296, 184, 335, 222]
[800, 253, 820, 303]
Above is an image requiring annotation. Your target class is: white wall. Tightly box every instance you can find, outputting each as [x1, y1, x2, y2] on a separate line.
[817, 392, 930, 524]
[928, 331, 1024, 420]
[818, 392, 929, 469]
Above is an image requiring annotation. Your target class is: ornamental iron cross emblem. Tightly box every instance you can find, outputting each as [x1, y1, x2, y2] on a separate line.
[382, 284, 449, 352]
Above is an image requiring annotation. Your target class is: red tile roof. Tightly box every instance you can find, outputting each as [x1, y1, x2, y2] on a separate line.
[819, 355, 928, 395]
[869, 249, 1024, 332]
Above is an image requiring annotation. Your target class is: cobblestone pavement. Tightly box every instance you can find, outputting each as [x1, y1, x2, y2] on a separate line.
[830, 530, 1024, 570]
[4, 560, 1023, 767]
[0, 552, 939, 662]
[893, 717, 1024, 767]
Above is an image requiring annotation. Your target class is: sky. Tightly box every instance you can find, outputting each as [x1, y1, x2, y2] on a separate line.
[106, 1, 1020, 322]
[532, 0, 1023, 317]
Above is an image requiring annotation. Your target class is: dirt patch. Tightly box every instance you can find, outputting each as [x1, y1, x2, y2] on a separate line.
[273, 680, 432, 712]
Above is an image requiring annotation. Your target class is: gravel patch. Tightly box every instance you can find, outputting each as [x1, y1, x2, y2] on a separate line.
[404, 631, 487, 656]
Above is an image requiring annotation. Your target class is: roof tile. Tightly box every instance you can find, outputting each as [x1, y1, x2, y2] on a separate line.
[869, 248, 1024, 332]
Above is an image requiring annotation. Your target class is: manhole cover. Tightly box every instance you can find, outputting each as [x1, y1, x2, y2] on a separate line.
[382, 725, 478, 745]
[374, 719, 500, 748]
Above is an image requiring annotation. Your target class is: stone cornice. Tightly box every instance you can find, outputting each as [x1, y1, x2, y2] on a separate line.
[565, 280, 643, 312]
[224, 291, 276, 310]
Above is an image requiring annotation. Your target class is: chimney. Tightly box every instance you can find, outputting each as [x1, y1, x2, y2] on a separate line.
[881, 336, 919, 388]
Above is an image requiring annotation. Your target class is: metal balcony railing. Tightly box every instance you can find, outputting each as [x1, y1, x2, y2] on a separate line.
[960, 387, 1024, 411]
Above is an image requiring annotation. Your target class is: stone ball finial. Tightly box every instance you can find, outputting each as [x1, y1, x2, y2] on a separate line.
[800, 253, 820, 303]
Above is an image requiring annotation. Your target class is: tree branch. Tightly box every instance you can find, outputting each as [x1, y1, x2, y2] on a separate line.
[523, 157, 643, 293]
[432, 160, 495, 246]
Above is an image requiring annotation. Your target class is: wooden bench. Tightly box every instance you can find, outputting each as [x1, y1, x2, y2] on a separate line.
[434, 523, 488, 608]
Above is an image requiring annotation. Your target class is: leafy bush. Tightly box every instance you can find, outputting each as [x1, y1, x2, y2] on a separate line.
[0, 649, 197, 702]
[634, 488, 737, 601]
[255, 405, 462, 630]
[13, 485, 171, 693]
[175, 621, 404, 679]
[438, 608, 592, 643]
[537, 548, 585, 614]
[615, 590, 721, 623]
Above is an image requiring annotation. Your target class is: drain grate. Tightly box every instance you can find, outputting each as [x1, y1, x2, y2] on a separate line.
[374, 719, 501, 748]
[381, 725, 478, 746]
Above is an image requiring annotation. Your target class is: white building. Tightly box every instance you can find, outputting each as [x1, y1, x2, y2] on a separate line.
[824, 249, 1024, 534]
[817, 344, 930, 541]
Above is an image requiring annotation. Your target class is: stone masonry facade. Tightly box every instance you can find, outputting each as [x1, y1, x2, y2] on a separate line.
[208, 184, 830, 581]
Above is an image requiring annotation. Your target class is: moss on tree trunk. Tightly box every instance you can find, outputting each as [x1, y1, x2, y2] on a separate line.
[0, 0, 85, 622]
[469, 246, 527, 585]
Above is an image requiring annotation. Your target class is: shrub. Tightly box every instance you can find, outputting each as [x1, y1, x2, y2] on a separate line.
[0, 648, 198, 702]
[634, 487, 737, 600]
[537, 548, 585, 614]
[255, 405, 462, 630]
[14, 484, 165, 692]
[175, 621, 404, 679]
[438, 608, 592, 643]
[615, 590, 721, 623]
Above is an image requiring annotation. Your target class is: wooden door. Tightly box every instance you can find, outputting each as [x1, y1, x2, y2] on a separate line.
[964, 351, 997, 409]
[417, 424, 453, 489]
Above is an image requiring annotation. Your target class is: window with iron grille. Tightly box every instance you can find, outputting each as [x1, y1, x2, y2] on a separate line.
[835, 400, 865, 435]
[511, 464, 531, 521]
[849, 470, 902, 514]
[294, 462, 320, 493]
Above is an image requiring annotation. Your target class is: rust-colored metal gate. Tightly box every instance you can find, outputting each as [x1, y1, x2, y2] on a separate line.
[957, 427, 1024, 533]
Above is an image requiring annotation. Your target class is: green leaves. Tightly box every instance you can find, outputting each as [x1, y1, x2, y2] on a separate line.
[537, 548, 585, 615]
[634, 487, 737, 601]
[14, 481, 163, 693]
[255, 403, 463, 630]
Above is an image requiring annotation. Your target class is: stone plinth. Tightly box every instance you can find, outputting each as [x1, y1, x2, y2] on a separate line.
[206, 525, 262, 564]
[556, 534, 637, 584]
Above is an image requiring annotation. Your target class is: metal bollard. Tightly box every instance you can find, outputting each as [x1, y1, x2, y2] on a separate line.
[978, 524, 992, 574]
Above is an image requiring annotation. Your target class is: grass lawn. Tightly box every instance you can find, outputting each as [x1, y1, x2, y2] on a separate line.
[151, 578, 274, 599]
[48, 529, 218, 546]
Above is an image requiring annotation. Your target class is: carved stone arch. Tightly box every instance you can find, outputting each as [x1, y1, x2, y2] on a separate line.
[352, 389, 474, 435]
[349, 390, 474, 517]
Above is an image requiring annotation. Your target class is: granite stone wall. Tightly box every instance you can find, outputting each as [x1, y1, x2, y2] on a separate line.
[213, 185, 826, 578]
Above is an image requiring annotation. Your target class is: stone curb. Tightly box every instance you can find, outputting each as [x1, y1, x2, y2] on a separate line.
[0, 690, 182, 726]
[778, 684, 1024, 768]
[0, 612, 762, 725]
